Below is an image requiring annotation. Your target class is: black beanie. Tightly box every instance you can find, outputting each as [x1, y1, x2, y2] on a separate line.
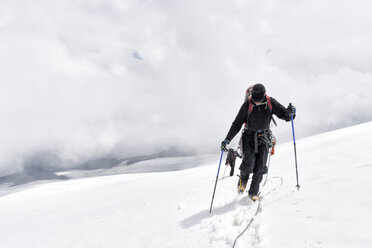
[251, 83, 266, 102]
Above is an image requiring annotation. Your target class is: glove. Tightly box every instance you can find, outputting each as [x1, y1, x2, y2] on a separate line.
[221, 139, 229, 152]
[287, 104, 296, 119]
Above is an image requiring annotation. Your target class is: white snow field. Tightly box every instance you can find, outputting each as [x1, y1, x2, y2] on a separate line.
[0, 122, 371, 248]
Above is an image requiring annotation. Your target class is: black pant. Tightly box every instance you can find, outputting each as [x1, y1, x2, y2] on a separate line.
[226, 148, 236, 176]
[229, 162, 235, 176]
[239, 135, 269, 195]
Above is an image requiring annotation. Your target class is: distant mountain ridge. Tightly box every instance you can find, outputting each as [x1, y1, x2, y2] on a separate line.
[0, 147, 194, 186]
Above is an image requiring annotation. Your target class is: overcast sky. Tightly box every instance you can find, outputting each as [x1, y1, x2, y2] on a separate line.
[1, 0, 372, 176]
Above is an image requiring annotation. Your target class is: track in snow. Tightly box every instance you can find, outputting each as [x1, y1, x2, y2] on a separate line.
[181, 176, 283, 248]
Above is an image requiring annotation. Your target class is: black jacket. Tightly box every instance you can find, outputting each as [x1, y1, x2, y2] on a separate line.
[225, 97, 292, 142]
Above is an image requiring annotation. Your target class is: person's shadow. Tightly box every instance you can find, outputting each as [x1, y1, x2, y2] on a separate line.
[180, 196, 251, 229]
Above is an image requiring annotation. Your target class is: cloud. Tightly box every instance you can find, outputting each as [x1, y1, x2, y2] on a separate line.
[0, 0, 372, 176]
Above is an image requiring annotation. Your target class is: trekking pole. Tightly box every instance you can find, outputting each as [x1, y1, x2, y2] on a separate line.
[263, 150, 272, 187]
[209, 150, 225, 213]
[289, 103, 300, 190]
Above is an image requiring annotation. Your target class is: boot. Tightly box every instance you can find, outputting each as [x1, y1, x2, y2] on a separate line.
[237, 177, 247, 194]
[248, 193, 260, 202]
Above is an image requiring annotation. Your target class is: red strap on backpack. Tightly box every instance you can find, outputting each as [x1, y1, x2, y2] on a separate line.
[248, 97, 253, 113]
[266, 95, 272, 111]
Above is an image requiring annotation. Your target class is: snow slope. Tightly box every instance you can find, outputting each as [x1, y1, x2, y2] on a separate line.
[0, 122, 371, 248]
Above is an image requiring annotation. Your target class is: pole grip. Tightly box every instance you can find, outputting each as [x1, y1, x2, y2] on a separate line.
[289, 103, 296, 144]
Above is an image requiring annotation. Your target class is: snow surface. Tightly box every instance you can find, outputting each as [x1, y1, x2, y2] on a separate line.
[0, 122, 372, 248]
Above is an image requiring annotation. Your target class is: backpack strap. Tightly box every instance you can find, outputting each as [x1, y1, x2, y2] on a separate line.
[244, 97, 253, 129]
[248, 96, 253, 113]
[266, 95, 272, 112]
[266, 95, 277, 126]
